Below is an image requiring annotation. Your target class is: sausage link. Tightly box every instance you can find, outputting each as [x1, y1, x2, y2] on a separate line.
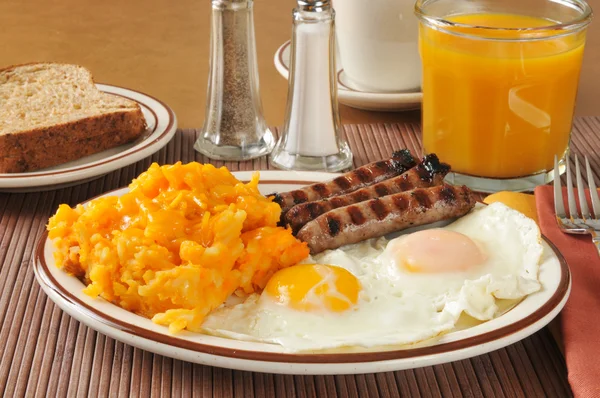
[284, 154, 450, 233]
[270, 149, 416, 215]
[296, 184, 475, 254]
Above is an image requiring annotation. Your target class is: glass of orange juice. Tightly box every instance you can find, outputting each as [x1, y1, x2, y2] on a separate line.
[415, 0, 592, 192]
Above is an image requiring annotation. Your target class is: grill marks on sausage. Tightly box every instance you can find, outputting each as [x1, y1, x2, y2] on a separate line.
[292, 190, 309, 205]
[326, 216, 341, 237]
[297, 184, 476, 253]
[311, 183, 329, 197]
[332, 176, 352, 191]
[372, 161, 391, 174]
[321, 185, 465, 232]
[284, 202, 329, 233]
[330, 197, 347, 208]
[307, 202, 325, 219]
[461, 186, 473, 203]
[373, 160, 388, 168]
[283, 155, 452, 233]
[398, 177, 413, 192]
[272, 151, 417, 215]
[412, 189, 433, 209]
[356, 155, 414, 186]
[439, 185, 457, 205]
[369, 199, 389, 221]
[374, 185, 390, 197]
[353, 168, 372, 183]
[352, 191, 372, 202]
[392, 195, 409, 212]
[347, 205, 367, 225]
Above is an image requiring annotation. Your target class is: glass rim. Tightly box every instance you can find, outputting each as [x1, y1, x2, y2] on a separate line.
[414, 0, 593, 40]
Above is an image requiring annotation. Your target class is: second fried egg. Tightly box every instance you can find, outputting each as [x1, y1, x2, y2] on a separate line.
[201, 202, 543, 351]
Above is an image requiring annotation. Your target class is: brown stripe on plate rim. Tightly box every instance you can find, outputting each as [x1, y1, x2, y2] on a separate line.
[75, 180, 324, 204]
[278, 41, 291, 74]
[33, 181, 571, 364]
[0, 84, 175, 179]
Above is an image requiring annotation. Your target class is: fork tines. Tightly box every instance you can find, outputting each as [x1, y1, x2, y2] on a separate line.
[554, 155, 600, 221]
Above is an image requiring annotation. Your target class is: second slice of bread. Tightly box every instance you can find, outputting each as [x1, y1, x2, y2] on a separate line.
[0, 63, 147, 173]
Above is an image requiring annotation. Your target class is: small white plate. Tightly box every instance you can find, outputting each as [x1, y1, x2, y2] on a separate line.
[34, 171, 570, 375]
[274, 41, 422, 112]
[0, 84, 177, 192]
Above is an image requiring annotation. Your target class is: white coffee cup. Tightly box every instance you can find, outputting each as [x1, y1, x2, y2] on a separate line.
[332, 0, 421, 93]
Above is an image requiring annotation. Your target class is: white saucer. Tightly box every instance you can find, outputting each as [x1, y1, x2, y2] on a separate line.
[0, 84, 177, 192]
[274, 41, 422, 112]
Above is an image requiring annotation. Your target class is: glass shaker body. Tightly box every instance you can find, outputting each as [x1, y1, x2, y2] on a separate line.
[194, 0, 274, 161]
[270, 3, 353, 172]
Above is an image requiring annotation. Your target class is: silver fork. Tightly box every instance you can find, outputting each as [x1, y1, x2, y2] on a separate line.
[554, 155, 600, 256]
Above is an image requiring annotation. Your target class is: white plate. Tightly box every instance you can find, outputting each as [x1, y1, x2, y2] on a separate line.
[34, 171, 570, 375]
[0, 84, 177, 192]
[274, 41, 423, 112]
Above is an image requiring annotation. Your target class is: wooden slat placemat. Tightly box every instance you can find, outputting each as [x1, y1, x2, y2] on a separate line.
[4, 118, 598, 397]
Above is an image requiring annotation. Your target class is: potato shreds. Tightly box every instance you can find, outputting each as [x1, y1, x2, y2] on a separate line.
[47, 162, 309, 333]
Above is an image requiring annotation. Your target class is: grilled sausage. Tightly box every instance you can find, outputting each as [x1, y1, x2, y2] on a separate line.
[284, 154, 450, 233]
[296, 184, 475, 254]
[270, 149, 416, 216]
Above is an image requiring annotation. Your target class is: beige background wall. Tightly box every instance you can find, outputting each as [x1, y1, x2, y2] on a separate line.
[1, 0, 598, 128]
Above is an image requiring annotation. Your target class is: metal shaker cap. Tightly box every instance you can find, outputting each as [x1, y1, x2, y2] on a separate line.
[297, 0, 331, 11]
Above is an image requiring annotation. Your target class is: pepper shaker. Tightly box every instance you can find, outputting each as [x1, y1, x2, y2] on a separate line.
[270, 0, 353, 172]
[194, 0, 274, 161]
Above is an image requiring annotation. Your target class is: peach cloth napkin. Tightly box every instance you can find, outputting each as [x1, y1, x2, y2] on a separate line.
[535, 185, 600, 398]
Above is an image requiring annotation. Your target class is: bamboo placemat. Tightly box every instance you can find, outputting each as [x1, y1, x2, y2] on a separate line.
[4, 118, 598, 397]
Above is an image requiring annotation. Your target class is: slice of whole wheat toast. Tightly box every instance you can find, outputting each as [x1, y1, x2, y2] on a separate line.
[0, 63, 147, 173]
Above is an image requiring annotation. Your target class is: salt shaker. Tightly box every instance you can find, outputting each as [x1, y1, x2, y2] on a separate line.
[194, 0, 274, 161]
[270, 0, 353, 172]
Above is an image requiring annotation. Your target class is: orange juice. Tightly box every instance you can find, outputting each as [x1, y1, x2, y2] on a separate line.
[419, 13, 587, 178]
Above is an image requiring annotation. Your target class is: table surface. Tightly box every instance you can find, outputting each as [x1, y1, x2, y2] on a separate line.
[1, 1, 597, 395]
[4, 118, 600, 397]
[1, 0, 599, 128]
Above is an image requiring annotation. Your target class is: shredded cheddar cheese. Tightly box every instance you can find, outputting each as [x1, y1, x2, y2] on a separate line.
[47, 162, 309, 333]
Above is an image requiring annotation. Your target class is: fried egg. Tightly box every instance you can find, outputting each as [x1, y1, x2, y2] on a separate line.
[201, 202, 543, 351]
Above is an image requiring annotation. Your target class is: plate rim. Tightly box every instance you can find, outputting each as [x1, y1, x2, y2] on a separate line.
[33, 171, 571, 366]
[0, 83, 177, 188]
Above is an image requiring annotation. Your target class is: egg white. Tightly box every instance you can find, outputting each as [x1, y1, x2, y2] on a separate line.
[376, 202, 542, 320]
[201, 202, 543, 351]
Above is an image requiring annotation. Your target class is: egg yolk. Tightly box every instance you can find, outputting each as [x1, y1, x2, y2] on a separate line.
[387, 229, 487, 273]
[263, 264, 361, 313]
